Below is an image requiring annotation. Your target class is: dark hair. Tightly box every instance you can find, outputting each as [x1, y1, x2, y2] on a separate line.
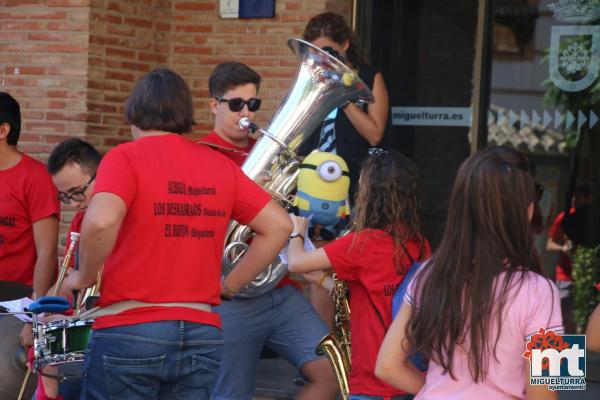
[351, 150, 425, 266]
[48, 138, 101, 176]
[124, 68, 195, 134]
[208, 62, 261, 99]
[0, 92, 21, 145]
[407, 146, 544, 382]
[303, 12, 367, 67]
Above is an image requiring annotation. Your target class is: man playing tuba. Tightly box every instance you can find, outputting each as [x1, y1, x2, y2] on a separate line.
[202, 61, 339, 400]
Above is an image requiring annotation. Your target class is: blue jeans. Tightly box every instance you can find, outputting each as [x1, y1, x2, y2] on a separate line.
[349, 395, 414, 400]
[81, 321, 223, 400]
[211, 285, 328, 400]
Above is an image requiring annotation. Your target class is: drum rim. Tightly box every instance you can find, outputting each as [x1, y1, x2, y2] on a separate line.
[44, 319, 94, 330]
[35, 352, 85, 369]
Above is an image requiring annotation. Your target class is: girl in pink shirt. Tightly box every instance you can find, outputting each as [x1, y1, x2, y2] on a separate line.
[376, 147, 562, 400]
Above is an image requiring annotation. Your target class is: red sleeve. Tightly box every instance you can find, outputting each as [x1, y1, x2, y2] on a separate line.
[230, 163, 271, 225]
[92, 147, 136, 208]
[26, 166, 60, 223]
[323, 233, 358, 281]
[63, 211, 84, 265]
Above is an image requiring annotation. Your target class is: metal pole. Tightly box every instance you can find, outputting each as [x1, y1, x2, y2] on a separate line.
[351, 0, 358, 31]
[470, 0, 493, 154]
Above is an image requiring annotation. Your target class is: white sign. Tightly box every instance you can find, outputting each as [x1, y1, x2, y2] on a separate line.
[220, 0, 239, 19]
[391, 107, 471, 127]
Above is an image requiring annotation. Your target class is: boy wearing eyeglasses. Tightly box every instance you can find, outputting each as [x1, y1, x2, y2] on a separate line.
[0, 92, 60, 399]
[47, 138, 101, 290]
[20, 138, 102, 400]
[205, 62, 338, 400]
[48, 138, 100, 218]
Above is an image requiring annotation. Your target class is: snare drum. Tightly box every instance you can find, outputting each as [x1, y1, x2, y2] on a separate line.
[34, 319, 93, 376]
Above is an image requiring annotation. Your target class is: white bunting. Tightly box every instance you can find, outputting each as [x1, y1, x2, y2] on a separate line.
[577, 110, 587, 130]
[520, 110, 529, 128]
[509, 110, 518, 128]
[590, 111, 599, 129]
[554, 110, 564, 129]
[531, 110, 541, 128]
[566, 111, 576, 130]
[543, 110, 552, 129]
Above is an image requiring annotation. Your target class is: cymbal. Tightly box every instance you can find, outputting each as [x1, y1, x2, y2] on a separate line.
[0, 281, 32, 302]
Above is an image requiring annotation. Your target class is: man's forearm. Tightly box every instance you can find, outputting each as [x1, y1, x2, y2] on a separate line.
[32, 251, 57, 298]
[78, 224, 119, 288]
[223, 231, 288, 293]
[546, 238, 567, 253]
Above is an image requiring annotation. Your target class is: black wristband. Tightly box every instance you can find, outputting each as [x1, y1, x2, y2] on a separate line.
[289, 232, 304, 241]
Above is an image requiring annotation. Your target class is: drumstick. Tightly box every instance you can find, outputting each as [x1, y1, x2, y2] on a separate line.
[18, 232, 81, 398]
[17, 366, 30, 400]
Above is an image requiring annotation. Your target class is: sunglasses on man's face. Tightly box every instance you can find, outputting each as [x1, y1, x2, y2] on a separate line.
[216, 97, 262, 112]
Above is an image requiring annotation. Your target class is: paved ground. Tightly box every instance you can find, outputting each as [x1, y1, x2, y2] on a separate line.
[254, 358, 300, 399]
[253, 352, 600, 400]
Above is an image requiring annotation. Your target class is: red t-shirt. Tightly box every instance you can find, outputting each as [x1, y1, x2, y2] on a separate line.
[198, 130, 256, 167]
[0, 154, 60, 286]
[91, 134, 271, 329]
[198, 131, 301, 290]
[324, 230, 431, 397]
[64, 211, 84, 267]
[59, 211, 84, 308]
[549, 208, 575, 282]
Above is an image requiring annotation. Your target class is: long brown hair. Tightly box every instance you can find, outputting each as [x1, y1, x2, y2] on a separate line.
[351, 150, 425, 266]
[406, 147, 542, 382]
[302, 12, 368, 67]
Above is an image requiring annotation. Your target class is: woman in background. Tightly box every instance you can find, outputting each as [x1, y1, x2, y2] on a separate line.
[376, 147, 562, 400]
[300, 11, 390, 204]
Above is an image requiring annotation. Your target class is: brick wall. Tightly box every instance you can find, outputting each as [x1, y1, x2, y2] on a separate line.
[0, 0, 90, 159]
[1, 0, 351, 244]
[2, 0, 352, 153]
[87, 0, 172, 151]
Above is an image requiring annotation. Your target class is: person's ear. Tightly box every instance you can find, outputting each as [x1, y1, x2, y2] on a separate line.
[342, 39, 350, 52]
[209, 98, 219, 115]
[0, 123, 10, 140]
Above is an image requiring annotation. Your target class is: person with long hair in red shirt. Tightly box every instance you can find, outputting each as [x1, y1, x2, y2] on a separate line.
[288, 149, 430, 400]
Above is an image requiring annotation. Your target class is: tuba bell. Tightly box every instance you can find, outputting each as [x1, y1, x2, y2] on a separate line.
[221, 38, 374, 297]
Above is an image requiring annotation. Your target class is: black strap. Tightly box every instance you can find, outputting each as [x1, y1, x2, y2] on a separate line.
[368, 293, 387, 330]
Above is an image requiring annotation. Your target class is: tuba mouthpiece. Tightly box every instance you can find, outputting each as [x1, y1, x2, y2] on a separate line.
[239, 117, 258, 133]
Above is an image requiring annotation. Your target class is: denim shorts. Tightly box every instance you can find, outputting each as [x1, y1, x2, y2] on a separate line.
[211, 285, 328, 400]
[81, 320, 223, 400]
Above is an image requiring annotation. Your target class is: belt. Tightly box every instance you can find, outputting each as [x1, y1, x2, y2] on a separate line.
[77, 300, 212, 320]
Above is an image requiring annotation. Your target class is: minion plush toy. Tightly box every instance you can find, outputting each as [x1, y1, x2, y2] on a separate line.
[294, 151, 350, 239]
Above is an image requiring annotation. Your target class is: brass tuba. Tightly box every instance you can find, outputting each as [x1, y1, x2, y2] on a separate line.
[222, 38, 374, 297]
